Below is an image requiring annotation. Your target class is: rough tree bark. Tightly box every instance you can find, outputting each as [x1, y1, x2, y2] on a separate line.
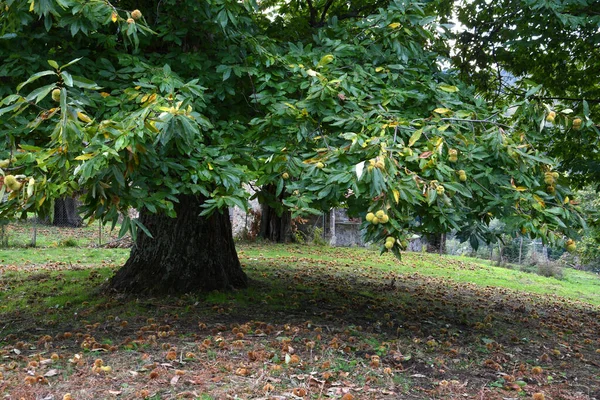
[53, 197, 83, 227]
[109, 194, 247, 294]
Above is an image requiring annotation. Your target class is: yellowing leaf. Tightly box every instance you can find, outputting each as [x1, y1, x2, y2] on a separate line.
[318, 54, 334, 67]
[514, 186, 527, 192]
[77, 111, 92, 123]
[208, 163, 213, 171]
[433, 108, 451, 115]
[393, 189, 400, 204]
[75, 153, 95, 160]
[388, 22, 401, 29]
[564, 196, 570, 204]
[375, 67, 385, 72]
[26, 178, 35, 198]
[438, 84, 459, 93]
[29, 1, 34, 12]
[533, 194, 546, 208]
[100, 92, 110, 98]
[111, 12, 118, 23]
[408, 129, 423, 147]
[306, 69, 318, 77]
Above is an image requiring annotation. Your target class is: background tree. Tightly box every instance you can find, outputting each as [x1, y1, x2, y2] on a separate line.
[53, 196, 83, 227]
[0, 0, 585, 294]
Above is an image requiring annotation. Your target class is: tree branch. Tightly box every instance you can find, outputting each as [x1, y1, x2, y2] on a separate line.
[502, 82, 600, 104]
[306, 0, 317, 27]
[319, 0, 335, 25]
[441, 118, 512, 129]
[534, 95, 600, 104]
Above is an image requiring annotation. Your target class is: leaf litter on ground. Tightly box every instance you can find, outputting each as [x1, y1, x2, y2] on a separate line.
[0, 241, 599, 399]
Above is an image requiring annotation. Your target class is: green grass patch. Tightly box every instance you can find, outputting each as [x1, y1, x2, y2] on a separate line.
[0, 247, 129, 268]
[0, 268, 112, 315]
[239, 244, 600, 306]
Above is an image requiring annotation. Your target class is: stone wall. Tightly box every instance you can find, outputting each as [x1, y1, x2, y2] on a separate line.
[328, 208, 365, 247]
[230, 185, 261, 238]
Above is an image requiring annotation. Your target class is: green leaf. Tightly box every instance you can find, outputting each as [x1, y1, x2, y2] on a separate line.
[72, 75, 101, 90]
[427, 188, 437, 205]
[276, 177, 284, 197]
[133, 218, 153, 238]
[119, 216, 131, 238]
[217, 9, 228, 28]
[60, 71, 73, 87]
[25, 83, 56, 104]
[0, 101, 24, 117]
[16, 70, 56, 92]
[48, 60, 59, 69]
[228, 196, 247, 211]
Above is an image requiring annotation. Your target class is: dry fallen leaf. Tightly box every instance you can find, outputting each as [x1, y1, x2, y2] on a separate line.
[44, 369, 59, 377]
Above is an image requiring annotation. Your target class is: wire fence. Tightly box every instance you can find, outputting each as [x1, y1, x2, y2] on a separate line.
[0, 218, 129, 248]
[0, 196, 135, 248]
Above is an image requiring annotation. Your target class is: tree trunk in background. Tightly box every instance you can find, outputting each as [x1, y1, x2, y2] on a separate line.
[259, 203, 292, 243]
[258, 184, 292, 243]
[108, 194, 247, 294]
[426, 233, 446, 254]
[53, 197, 83, 227]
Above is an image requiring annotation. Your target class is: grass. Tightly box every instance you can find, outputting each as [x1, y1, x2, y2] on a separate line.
[0, 247, 128, 268]
[239, 244, 600, 306]
[1, 232, 600, 399]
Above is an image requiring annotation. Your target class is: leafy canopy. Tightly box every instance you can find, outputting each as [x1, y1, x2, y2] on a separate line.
[454, 0, 600, 188]
[0, 0, 585, 252]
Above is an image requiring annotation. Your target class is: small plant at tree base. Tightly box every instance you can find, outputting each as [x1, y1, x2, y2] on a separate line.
[59, 238, 79, 247]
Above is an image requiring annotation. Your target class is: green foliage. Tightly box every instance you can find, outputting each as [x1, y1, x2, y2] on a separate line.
[574, 187, 600, 271]
[0, 0, 589, 256]
[454, 0, 600, 188]
[59, 237, 79, 247]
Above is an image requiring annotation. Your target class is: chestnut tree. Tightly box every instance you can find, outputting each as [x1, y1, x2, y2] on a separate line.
[0, 0, 586, 293]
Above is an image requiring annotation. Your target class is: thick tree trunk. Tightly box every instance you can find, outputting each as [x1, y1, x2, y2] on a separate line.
[109, 194, 247, 294]
[53, 197, 83, 227]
